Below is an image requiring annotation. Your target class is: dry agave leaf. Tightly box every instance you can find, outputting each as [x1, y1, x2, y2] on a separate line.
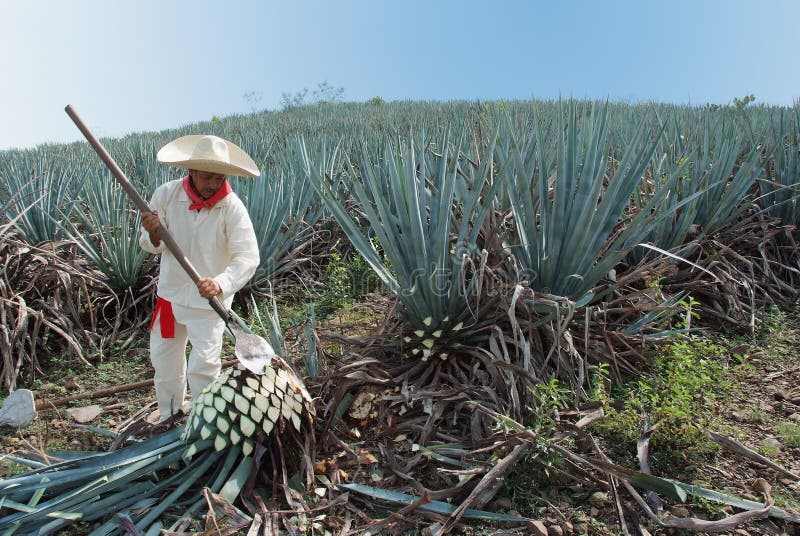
[702, 428, 800, 482]
[348, 390, 378, 420]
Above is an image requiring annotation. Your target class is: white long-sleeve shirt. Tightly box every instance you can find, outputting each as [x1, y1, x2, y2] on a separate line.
[139, 179, 259, 310]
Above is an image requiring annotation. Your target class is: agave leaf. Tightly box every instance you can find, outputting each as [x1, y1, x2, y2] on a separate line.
[338, 482, 528, 522]
[759, 105, 800, 225]
[629, 473, 687, 502]
[630, 108, 764, 266]
[131, 449, 224, 532]
[0, 428, 185, 499]
[0, 149, 85, 243]
[0, 446, 188, 528]
[303, 132, 499, 334]
[502, 99, 720, 300]
[217, 454, 253, 504]
[676, 483, 800, 523]
[56, 169, 149, 291]
[33, 482, 155, 535]
[620, 292, 688, 335]
[235, 140, 323, 291]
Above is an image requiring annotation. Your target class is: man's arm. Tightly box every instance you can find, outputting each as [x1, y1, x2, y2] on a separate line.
[212, 201, 260, 298]
[139, 187, 167, 254]
[141, 211, 162, 247]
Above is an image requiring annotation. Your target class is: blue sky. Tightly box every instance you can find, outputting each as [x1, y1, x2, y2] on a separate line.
[2, 0, 798, 150]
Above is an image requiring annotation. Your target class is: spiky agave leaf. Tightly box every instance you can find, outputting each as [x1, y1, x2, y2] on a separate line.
[301, 132, 503, 358]
[760, 105, 800, 226]
[56, 169, 150, 292]
[234, 139, 323, 294]
[628, 108, 763, 266]
[501, 99, 707, 302]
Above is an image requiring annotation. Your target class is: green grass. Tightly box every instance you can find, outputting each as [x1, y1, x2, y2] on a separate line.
[776, 422, 800, 448]
[757, 439, 781, 458]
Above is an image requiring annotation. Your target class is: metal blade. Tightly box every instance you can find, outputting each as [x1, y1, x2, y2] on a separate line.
[229, 325, 276, 375]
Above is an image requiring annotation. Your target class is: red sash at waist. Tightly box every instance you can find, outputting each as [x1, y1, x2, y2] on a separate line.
[149, 296, 175, 338]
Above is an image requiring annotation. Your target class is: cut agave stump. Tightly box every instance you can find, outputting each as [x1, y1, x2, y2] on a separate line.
[183, 354, 315, 457]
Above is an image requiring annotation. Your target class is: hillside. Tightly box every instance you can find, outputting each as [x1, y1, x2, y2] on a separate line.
[0, 98, 799, 534]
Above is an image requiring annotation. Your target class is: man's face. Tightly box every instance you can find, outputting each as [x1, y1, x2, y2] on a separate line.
[189, 170, 227, 199]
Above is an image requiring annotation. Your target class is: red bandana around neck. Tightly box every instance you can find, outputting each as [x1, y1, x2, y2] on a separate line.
[182, 175, 232, 211]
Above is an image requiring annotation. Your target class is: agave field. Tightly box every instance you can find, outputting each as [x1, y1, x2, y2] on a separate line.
[0, 98, 799, 534]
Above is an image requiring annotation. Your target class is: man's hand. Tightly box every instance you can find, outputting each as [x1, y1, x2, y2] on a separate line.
[197, 277, 222, 299]
[141, 211, 162, 247]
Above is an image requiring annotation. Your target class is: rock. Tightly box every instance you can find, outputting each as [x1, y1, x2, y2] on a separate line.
[563, 521, 574, 534]
[763, 437, 782, 452]
[573, 524, 588, 535]
[730, 344, 749, 357]
[773, 388, 788, 401]
[527, 520, 548, 536]
[63, 378, 81, 390]
[348, 391, 377, 420]
[66, 404, 103, 423]
[789, 412, 800, 422]
[588, 491, 610, 507]
[548, 525, 564, 536]
[0, 389, 37, 428]
[589, 507, 600, 518]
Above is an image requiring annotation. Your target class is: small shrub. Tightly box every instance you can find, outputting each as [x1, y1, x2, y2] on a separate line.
[315, 251, 382, 318]
[594, 337, 731, 468]
[348, 252, 381, 297]
[500, 378, 571, 510]
[317, 252, 350, 317]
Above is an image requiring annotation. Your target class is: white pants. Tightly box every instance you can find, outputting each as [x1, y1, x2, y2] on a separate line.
[150, 303, 226, 422]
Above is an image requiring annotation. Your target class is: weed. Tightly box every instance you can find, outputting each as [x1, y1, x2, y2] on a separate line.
[742, 406, 767, 424]
[757, 439, 780, 458]
[594, 337, 731, 472]
[348, 252, 381, 298]
[500, 377, 571, 511]
[674, 295, 700, 330]
[314, 251, 381, 319]
[776, 422, 800, 448]
[317, 252, 350, 317]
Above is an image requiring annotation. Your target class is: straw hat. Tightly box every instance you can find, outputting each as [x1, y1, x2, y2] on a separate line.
[157, 135, 260, 178]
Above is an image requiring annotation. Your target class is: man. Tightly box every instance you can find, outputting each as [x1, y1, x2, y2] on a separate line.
[140, 134, 260, 423]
